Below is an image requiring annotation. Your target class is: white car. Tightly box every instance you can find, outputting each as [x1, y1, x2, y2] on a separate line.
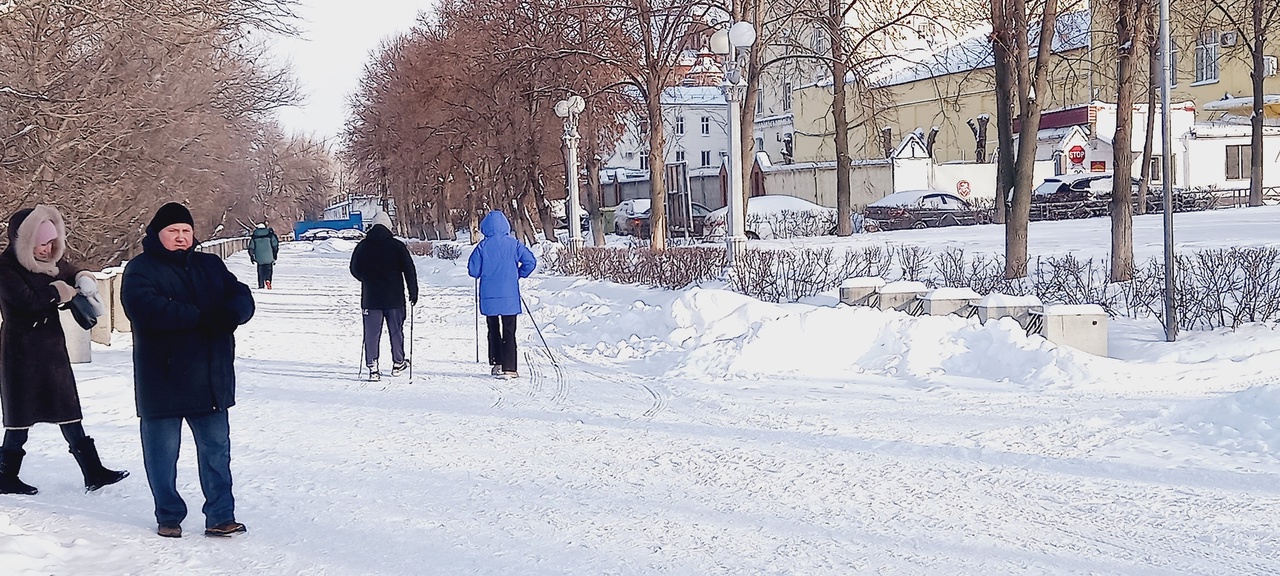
[612, 198, 651, 236]
[703, 194, 837, 240]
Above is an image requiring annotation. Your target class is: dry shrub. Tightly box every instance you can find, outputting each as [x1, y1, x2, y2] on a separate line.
[406, 241, 434, 257]
[434, 243, 463, 260]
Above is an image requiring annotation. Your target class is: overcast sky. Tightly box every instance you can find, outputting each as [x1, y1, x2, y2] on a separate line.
[269, 0, 438, 145]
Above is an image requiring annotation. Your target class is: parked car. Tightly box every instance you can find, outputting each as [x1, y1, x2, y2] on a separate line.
[624, 202, 713, 238]
[612, 198, 651, 236]
[1032, 172, 1141, 220]
[298, 227, 365, 241]
[863, 190, 988, 232]
[704, 194, 838, 240]
[552, 203, 590, 232]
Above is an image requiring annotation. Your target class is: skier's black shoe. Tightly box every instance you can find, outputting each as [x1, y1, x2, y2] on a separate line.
[392, 360, 410, 377]
[368, 370, 381, 382]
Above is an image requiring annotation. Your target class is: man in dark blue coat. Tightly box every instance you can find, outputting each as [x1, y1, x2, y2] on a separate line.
[121, 202, 255, 539]
[349, 211, 418, 381]
[467, 211, 536, 378]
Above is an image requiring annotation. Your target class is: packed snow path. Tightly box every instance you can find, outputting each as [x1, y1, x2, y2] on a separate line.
[2, 239, 1279, 575]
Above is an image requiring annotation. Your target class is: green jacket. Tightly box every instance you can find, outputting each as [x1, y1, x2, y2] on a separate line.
[249, 226, 279, 265]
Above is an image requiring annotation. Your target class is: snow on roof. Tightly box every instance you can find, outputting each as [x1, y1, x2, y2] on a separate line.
[814, 10, 1092, 89]
[660, 86, 725, 106]
[1201, 94, 1280, 111]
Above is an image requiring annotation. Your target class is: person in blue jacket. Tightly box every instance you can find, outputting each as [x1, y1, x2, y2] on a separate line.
[467, 211, 536, 378]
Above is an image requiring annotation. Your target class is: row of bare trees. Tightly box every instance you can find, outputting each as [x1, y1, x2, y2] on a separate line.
[0, 0, 333, 267]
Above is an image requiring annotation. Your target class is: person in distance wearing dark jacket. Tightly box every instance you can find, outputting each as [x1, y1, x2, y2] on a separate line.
[121, 202, 255, 539]
[0, 205, 128, 496]
[248, 222, 279, 289]
[349, 211, 418, 382]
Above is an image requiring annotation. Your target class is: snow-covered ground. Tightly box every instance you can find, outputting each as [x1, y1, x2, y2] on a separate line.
[3, 208, 1280, 575]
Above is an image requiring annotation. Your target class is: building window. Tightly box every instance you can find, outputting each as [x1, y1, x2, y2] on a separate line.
[810, 26, 829, 54]
[1226, 144, 1250, 180]
[1194, 30, 1219, 84]
[756, 93, 764, 114]
[754, 137, 764, 151]
[782, 82, 792, 111]
[701, 150, 712, 166]
[675, 115, 685, 135]
[639, 151, 650, 171]
[701, 116, 710, 135]
[1169, 39, 1179, 87]
[1148, 156, 1162, 182]
[1265, 55, 1278, 78]
[675, 149, 685, 163]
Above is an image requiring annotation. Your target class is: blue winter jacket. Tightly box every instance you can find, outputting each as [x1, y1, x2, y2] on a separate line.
[467, 211, 536, 316]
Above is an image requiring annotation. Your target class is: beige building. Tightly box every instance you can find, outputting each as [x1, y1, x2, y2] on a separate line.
[789, 7, 1279, 183]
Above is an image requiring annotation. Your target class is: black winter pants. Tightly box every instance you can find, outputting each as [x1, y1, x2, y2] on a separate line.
[363, 308, 407, 368]
[486, 315, 518, 372]
[256, 263, 274, 288]
[2, 422, 88, 450]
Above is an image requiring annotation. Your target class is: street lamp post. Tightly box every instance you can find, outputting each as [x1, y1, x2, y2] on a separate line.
[555, 94, 587, 250]
[711, 21, 756, 269]
[1159, 0, 1178, 341]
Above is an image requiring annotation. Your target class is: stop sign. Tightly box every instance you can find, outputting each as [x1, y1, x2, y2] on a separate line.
[1067, 145, 1086, 164]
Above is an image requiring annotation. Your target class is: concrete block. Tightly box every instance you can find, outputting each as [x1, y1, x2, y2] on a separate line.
[976, 293, 1043, 328]
[1040, 304, 1108, 356]
[91, 272, 114, 346]
[839, 277, 885, 306]
[60, 309, 91, 363]
[109, 264, 131, 333]
[922, 287, 981, 316]
[878, 281, 929, 314]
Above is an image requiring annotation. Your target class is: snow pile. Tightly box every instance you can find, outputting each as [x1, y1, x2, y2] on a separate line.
[309, 238, 357, 253]
[1176, 383, 1280, 458]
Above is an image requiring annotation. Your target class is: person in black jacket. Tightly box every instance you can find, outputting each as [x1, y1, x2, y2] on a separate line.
[120, 202, 255, 539]
[349, 211, 418, 381]
[0, 205, 128, 495]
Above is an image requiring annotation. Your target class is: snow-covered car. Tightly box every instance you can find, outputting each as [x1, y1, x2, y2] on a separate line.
[612, 198, 651, 236]
[703, 194, 838, 240]
[1031, 172, 1141, 220]
[298, 227, 365, 241]
[863, 190, 988, 232]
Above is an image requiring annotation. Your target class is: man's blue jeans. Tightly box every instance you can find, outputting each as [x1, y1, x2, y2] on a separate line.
[139, 411, 235, 528]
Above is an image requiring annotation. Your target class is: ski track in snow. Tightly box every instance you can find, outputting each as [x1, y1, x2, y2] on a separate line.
[0, 240, 1277, 575]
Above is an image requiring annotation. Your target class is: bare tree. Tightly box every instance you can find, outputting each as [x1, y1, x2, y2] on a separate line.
[1206, 0, 1280, 207]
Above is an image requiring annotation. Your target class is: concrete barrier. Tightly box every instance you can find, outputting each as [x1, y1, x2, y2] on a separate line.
[1038, 304, 1108, 356]
[91, 271, 115, 345]
[922, 287, 981, 316]
[878, 281, 929, 315]
[106, 264, 131, 333]
[59, 309, 92, 363]
[976, 293, 1043, 328]
[839, 277, 885, 306]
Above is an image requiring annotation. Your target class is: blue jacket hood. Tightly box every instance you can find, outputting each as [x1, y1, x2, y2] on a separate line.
[480, 211, 511, 238]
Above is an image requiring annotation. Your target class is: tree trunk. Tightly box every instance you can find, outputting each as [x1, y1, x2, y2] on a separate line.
[830, 1, 852, 236]
[647, 78, 668, 250]
[992, 0, 1014, 225]
[1250, 0, 1265, 207]
[740, 0, 762, 233]
[1111, 0, 1137, 282]
[583, 147, 606, 246]
[1137, 7, 1158, 217]
[1005, 0, 1060, 279]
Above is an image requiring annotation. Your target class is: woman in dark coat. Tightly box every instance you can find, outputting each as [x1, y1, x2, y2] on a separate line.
[0, 205, 128, 495]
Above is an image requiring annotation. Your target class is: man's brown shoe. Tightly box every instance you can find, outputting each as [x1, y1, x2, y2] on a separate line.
[204, 521, 247, 537]
[157, 523, 182, 538]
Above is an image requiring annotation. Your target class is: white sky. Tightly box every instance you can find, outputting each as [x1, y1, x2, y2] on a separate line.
[269, 0, 439, 145]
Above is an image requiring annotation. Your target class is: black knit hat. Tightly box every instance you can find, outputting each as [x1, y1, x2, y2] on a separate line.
[147, 202, 194, 234]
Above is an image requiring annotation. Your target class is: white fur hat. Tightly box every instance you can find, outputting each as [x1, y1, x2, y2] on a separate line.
[371, 211, 392, 230]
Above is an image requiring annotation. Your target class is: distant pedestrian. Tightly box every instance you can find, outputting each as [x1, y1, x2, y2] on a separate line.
[121, 202, 255, 538]
[349, 211, 418, 382]
[248, 222, 279, 289]
[467, 211, 536, 379]
[0, 205, 128, 496]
